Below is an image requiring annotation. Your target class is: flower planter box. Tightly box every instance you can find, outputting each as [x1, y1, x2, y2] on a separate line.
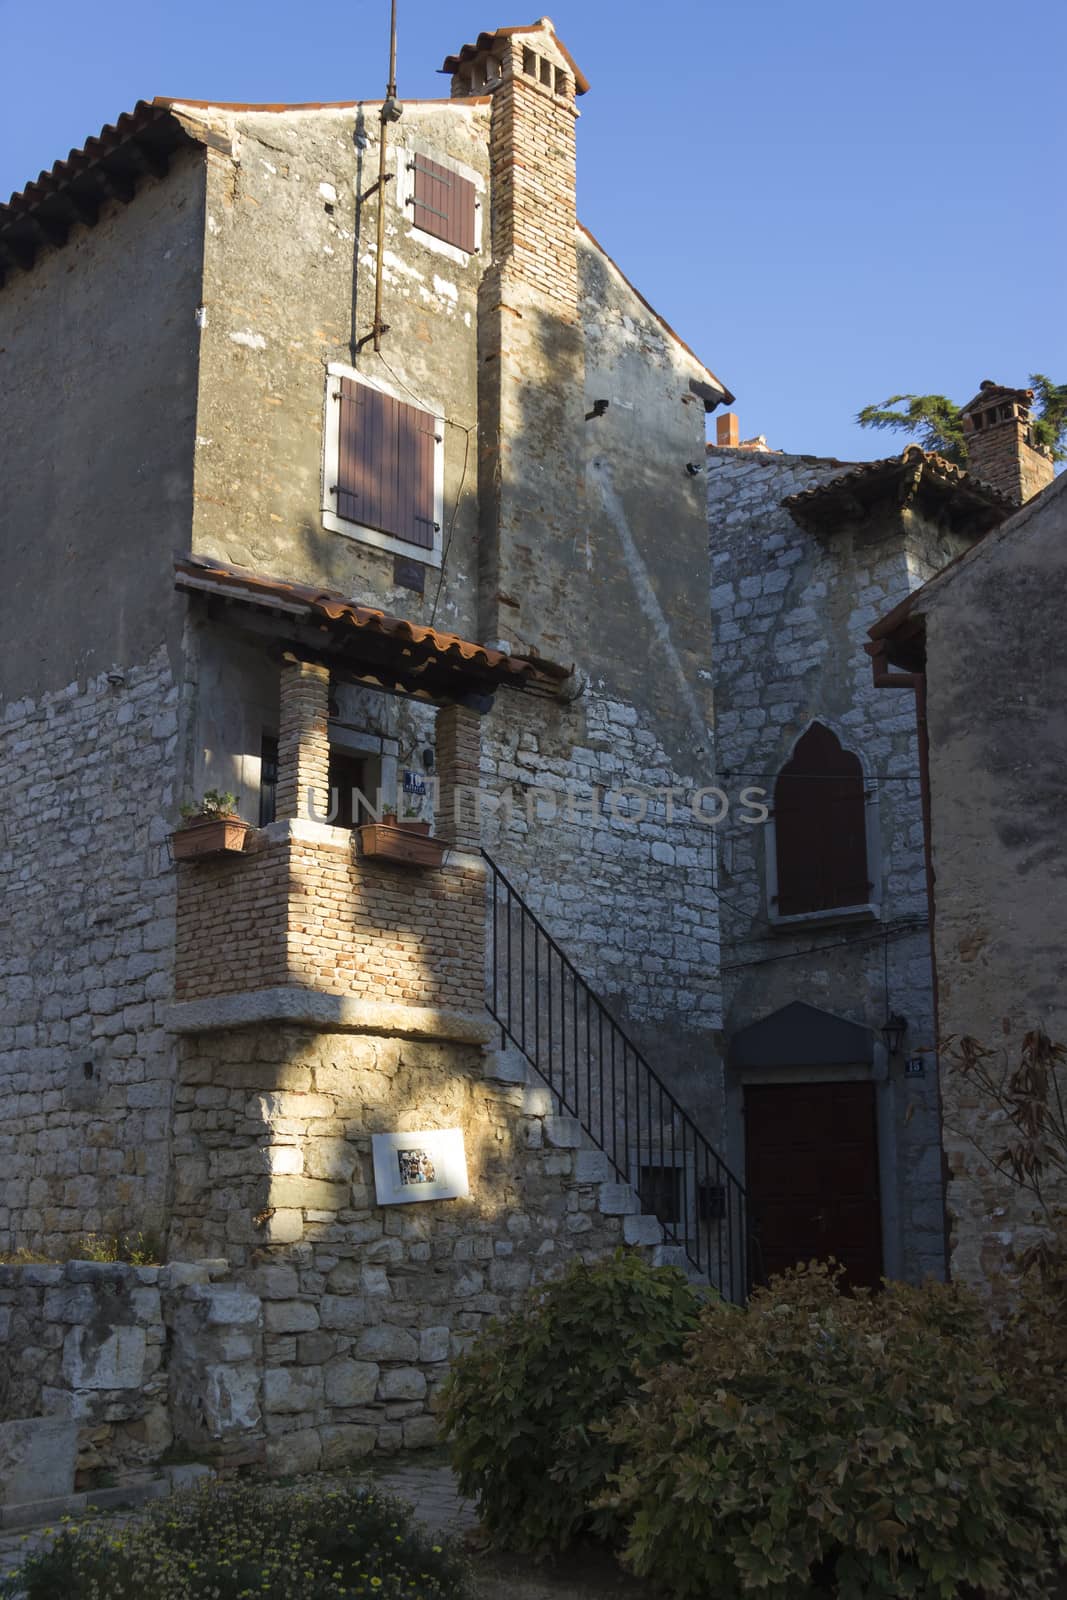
[358, 820, 445, 868]
[171, 817, 253, 861]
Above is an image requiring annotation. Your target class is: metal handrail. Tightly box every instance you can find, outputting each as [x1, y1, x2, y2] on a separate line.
[483, 848, 750, 1302]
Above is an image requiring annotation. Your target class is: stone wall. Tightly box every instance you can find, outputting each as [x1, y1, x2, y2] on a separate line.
[0, 139, 202, 1259]
[706, 445, 951, 1283]
[0, 150, 202, 702]
[0, 1257, 255, 1488]
[0, 652, 182, 1255]
[480, 688, 724, 1131]
[165, 1023, 671, 1471]
[913, 476, 1067, 1285]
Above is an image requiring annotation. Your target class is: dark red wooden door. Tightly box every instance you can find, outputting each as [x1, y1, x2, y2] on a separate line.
[744, 1081, 883, 1289]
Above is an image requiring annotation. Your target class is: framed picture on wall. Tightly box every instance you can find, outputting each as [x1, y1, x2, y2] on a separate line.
[371, 1128, 470, 1206]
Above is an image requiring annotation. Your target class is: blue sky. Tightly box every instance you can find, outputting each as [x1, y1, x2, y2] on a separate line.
[4, 0, 1065, 460]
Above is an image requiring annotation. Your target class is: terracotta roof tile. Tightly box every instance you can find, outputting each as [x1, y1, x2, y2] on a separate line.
[175, 555, 567, 691]
[1, 101, 193, 275]
[441, 21, 590, 94]
[782, 445, 1014, 531]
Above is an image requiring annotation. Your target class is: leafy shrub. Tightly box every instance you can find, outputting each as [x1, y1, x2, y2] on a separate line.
[606, 1261, 1067, 1599]
[1, 1477, 467, 1600]
[440, 1249, 703, 1551]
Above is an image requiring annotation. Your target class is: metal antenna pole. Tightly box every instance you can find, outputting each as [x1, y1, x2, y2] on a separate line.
[387, 0, 398, 99]
[371, 0, 399, 352]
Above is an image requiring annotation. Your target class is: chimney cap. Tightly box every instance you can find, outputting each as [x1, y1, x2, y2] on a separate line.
[441, 19, 590, 94]
[960, 380, 1035, 416]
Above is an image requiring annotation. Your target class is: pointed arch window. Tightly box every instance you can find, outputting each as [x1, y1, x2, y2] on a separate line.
[773, 723, 871, 916]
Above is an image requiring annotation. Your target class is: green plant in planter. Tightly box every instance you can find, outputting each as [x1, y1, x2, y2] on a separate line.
[179, 789, 240, 822]
[440, 1249, 704, 1552]
[606, 1261, 1067, 1599]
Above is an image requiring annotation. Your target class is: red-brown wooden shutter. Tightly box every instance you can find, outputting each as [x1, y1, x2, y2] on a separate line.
[774, 724, 870, 915]
[410, 155, 477, 255]
[335, 378, 437, 550]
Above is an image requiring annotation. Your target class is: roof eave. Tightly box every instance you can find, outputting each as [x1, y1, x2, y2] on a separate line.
[174, 557, 568, 699]
[1, 103, 197, 286]
[577, 222, 733, 408]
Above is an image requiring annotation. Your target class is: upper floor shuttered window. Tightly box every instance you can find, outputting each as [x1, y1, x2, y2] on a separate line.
[325, 374, 441, 561]
[773, 723, 871, 916]
[407, 155, 477, 254]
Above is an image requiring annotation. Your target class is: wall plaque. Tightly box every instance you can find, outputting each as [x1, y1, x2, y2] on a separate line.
[371, 1128, 470, 1205]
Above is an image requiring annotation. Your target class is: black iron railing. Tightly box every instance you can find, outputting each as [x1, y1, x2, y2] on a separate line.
[483, 850, 750, 1303]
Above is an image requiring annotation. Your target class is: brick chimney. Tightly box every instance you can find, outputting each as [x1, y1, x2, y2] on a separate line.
[960, 381, 1055, 506]
[443, 19, 590, 662]
[445, 18, 586, 319]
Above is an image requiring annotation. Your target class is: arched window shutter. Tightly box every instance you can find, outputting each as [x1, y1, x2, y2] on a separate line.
[774, 724, 870, 915]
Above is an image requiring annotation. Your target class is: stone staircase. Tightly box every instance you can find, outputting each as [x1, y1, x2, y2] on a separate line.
[482, 1042, 700, 1280]
[483, 850, 750, 1300]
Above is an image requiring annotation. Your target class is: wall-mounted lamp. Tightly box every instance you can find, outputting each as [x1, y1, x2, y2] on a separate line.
[880, 1013, 908, 1056]
[685, 461, 705, 476]
[585, 398, 610, 422]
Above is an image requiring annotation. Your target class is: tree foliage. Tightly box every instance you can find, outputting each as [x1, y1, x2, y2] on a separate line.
[857, 374, 1067, 466]
[856, 393, 968, 463]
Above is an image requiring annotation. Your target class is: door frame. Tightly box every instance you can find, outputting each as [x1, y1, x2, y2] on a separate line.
[725, 1048, 901, 1283]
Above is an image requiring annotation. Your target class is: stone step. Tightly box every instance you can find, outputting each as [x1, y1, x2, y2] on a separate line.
[481, 1045, 529, 1086]
[597, 1181, 640, 1216]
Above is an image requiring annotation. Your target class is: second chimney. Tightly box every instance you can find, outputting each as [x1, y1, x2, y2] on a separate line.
[960, 381, 1055, 505]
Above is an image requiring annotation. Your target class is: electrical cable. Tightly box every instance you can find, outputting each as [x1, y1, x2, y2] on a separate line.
[721, 917, 929, 974]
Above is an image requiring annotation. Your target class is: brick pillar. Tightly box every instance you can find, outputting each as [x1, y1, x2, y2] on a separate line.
[436, 702, 482, 851]
[276, 656, 331, 822]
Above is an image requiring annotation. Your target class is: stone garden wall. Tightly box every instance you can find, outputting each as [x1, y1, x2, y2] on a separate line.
[0, 1024, 679, 1501]
[0, 1257, 255, 1496]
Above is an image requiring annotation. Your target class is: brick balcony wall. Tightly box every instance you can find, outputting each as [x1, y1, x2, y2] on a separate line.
[174, 829, 485, 1018]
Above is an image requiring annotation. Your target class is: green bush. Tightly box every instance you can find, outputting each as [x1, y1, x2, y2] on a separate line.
[440, 1248, 703, 1552]
[1, 1477, 468, 1600]
[606, 1262, 1067, 1599]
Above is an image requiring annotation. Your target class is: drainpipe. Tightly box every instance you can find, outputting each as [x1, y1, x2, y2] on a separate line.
[866, 636, 950, 1281]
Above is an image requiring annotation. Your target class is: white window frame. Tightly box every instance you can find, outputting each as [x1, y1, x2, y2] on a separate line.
[393, 143, 484, 267]
[322, 363, 445, 569]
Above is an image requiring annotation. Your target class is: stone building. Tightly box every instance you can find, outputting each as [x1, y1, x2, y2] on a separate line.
[705, 410, 1043, 1287]
[868, 468, 1066, 1288]
[0, 18, 744, 1477]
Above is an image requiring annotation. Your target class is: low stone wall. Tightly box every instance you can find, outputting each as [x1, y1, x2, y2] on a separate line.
[0, 1257, 258, 1492]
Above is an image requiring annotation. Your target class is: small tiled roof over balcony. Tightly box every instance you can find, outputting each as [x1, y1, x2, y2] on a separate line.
[174, 555, 569, 702]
